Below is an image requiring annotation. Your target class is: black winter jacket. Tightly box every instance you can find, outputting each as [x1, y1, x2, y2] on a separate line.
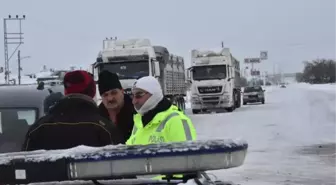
[22, 94, 123, 151]
[99, 94, 136, 143]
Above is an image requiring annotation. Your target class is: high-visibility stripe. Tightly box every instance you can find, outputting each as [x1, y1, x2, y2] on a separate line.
[156, 112, 193, 140]
[181, 119, 192, 140]
[132, 126, 137, 135]
[156, 112, 180, 132]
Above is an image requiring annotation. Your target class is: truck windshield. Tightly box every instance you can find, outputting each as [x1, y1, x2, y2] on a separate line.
[192, 65, 227, 80]
[98, 61, 149, 79]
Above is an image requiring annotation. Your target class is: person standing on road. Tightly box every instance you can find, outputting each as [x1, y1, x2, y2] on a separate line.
[22, 70, 123, 151]
[126, 76, 197, 145]
[126, 76, 197, 180]
[98, 70, 136, 143]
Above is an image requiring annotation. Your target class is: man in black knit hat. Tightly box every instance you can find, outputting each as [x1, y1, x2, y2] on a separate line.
[98, 70, 136, 143]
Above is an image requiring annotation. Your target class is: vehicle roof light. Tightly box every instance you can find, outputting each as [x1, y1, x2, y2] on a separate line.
[0, 139, 248, 184]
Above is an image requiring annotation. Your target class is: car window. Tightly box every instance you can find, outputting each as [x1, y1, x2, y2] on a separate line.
[0, 109, 37, 134]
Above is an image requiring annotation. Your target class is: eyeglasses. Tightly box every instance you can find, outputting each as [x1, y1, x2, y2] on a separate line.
[132, 92, 147, 99]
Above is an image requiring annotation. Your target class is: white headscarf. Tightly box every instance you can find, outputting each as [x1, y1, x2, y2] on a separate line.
[132, 76, 163, 115]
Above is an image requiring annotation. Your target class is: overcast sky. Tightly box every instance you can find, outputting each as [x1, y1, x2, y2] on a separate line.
[0, 0, 335, 75]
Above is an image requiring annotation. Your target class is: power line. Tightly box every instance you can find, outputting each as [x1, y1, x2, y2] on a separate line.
[3, 14, 26, 84]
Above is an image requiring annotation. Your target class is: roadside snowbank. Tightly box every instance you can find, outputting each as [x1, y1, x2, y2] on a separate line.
[295, 83, 336, 94]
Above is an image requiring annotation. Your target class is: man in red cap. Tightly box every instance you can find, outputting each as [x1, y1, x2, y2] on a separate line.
[22, 70, 123, 151]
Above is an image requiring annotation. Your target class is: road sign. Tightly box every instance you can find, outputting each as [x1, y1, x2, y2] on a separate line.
[244, 58, 261, 63]
[251, 70, 260, 76]
[260, 51, 268, 60]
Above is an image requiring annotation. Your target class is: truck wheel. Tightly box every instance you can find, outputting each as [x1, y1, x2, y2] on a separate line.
[237, 92, 241, 108]
[261, 99, 265, 104]
[181, 98, 186, 110]
[243, 101, 247, 105]
[177, 98, 185, 111]
[226, 107, 234, 112]
[192, 109, 200, 114]
[233, 92, 239, 109]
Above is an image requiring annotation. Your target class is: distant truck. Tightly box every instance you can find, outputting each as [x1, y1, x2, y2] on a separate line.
[187, 48, 241, 113]
[91, 38, 187, 110]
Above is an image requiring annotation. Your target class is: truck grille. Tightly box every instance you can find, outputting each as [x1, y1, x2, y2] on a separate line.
[198, 86, 222, 94]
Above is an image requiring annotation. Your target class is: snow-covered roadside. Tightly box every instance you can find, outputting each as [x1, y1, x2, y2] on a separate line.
[295, 83, 336, 94]
[188, 84, 335, 185]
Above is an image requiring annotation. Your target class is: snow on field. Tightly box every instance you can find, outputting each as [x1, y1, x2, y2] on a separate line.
[296, 83, 336, 94]
[187, 83, 336, 185]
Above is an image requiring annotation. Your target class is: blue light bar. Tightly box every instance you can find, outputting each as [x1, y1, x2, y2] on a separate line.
[0, 139, 248, 184]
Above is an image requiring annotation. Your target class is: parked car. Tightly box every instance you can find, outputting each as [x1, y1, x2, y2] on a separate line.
[243, 86, 265, 105]
[0, 84, 64, 153]
[280, 83, 286, 88]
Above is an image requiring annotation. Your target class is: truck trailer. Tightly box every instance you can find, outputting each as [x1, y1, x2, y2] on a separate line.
[91, 38, 187, 110]
[187, 48, 241, 114]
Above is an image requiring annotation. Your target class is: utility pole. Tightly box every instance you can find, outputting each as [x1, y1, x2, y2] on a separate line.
[17, 52, 30, 85]
[18, 50, 21, 85]
[3, 14, 25, 84]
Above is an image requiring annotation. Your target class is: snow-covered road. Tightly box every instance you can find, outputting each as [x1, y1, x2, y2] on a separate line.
[187, 84, 336, 185]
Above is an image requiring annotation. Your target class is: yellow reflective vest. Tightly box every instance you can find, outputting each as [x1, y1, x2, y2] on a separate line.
[126, 105, 197, 180]
[126, 105, 197, 145]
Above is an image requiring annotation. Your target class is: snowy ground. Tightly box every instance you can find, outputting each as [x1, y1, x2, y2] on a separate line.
[186, 84, 336, 185]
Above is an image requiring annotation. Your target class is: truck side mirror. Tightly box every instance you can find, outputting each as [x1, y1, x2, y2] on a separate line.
[186, 67, 192, 81]
[154, 61, 160, 77]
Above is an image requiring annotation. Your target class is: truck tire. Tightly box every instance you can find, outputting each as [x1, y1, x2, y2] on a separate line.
[177, 97, 185, 111]
[243, 101, 247, 105]
[234, 94, 240, 108]
[172, 97, 181, 110]
[192, 109, 200, 114]
[261, 99, 265, 104]
[237, 91, 241, 108]
[181, 97, 186, 111]
[232, 92, 238, 109]
[226, 107, 234, 112]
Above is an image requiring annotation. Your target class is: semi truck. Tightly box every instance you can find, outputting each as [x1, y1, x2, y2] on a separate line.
[187, 47, 241, 114]
[91, 38, 187, 110]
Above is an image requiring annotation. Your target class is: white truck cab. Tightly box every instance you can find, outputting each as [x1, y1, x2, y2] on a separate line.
[187, 48, 241, 114]
[91, 38, 187, 110]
